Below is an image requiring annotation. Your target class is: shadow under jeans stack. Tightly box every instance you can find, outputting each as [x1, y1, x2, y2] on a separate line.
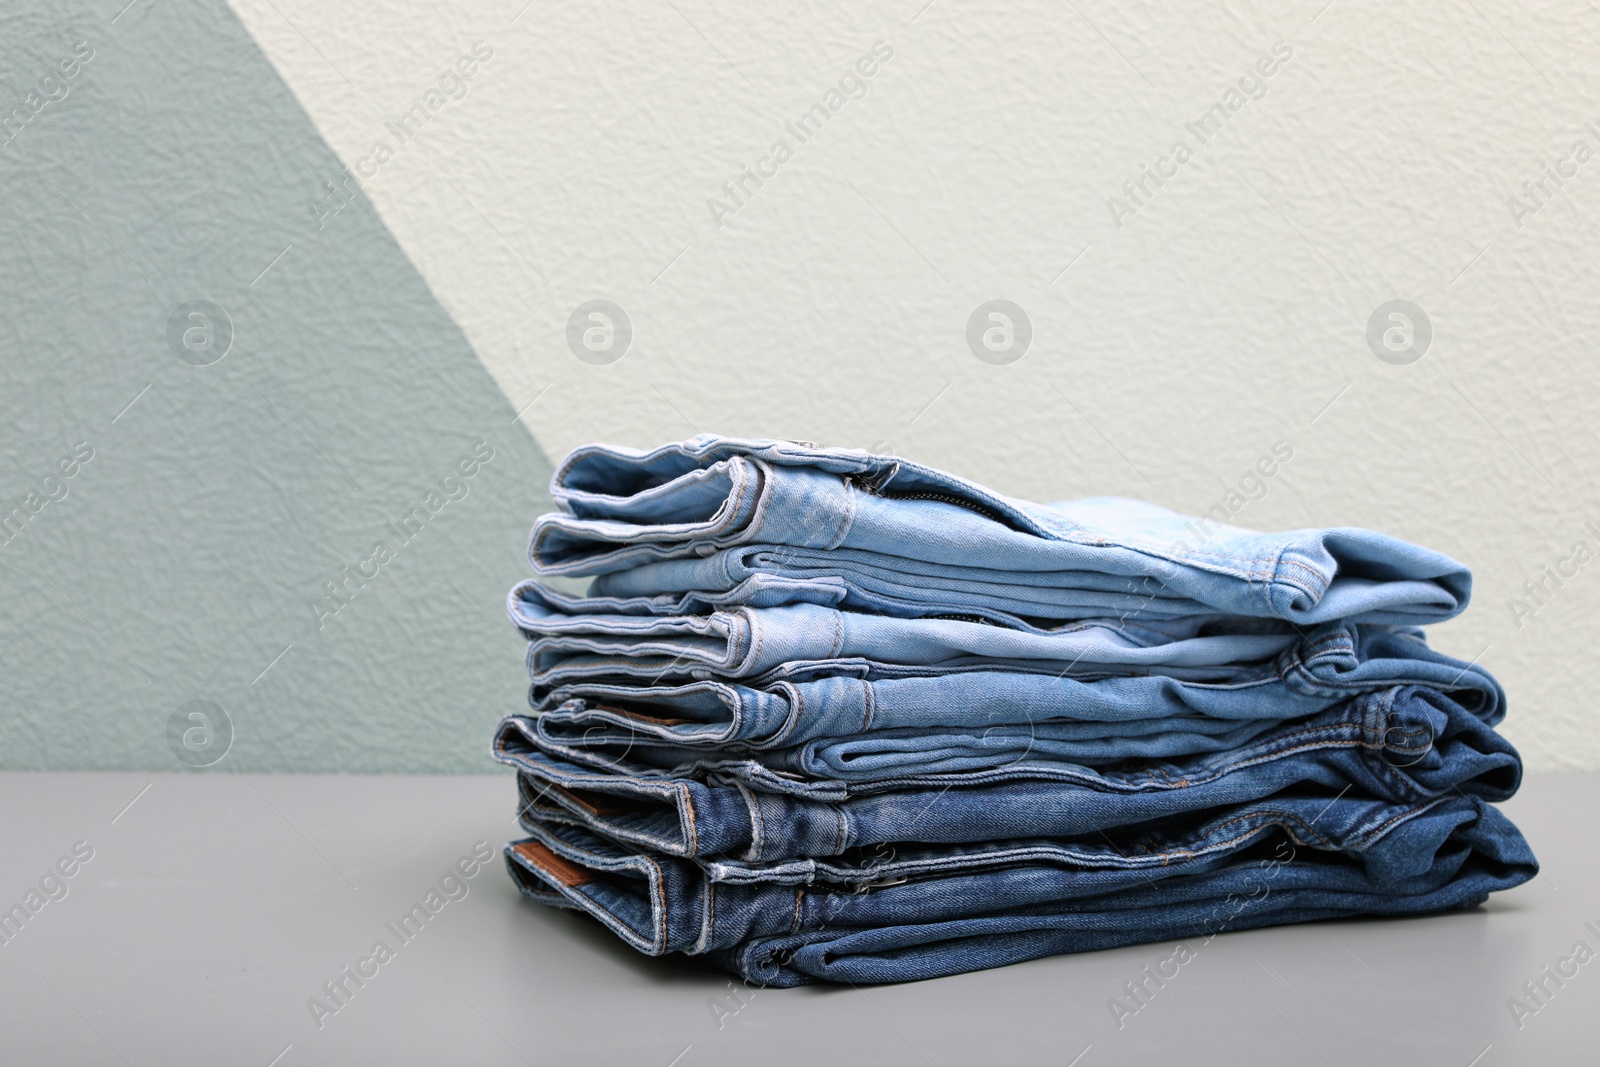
[492, 435, 1537, 987]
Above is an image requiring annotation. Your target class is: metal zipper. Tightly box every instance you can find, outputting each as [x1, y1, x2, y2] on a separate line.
[846, 468, 1012, 526]
[928, 613, 992, 625]
[878, 487, 1011, 525]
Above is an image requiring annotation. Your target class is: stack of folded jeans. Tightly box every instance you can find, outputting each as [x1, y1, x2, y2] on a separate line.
[494, 435, 1536, 986]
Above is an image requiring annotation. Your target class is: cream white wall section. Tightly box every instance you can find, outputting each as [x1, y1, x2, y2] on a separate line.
[230, 0, 1600, 771]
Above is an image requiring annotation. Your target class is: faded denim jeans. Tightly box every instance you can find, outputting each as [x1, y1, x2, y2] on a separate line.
[494, 685, 1520, 857]
[529, 436, 1471, 627]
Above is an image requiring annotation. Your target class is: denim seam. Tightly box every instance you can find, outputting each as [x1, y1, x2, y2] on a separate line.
[829, 479, 856, 550]
[712, 457, 755, 545]
[769, 681, 805, 748]
[1281, 655, 1473, 705]
[680, 783, 700, 857]
[531, 644, 712, 672]
[1116, 539, 1287, 580]
[1146, 531, 1327, 579]
[708, 793, 1444, 877]
[531, 653, 717, 684]
[740, 459, 775, 547]
[551, 458, 749, 567]
[724, 686, 747, 746]
[745, 608, 766, 676]
[516, 829, 661, 954]
[510, 762, 654, 845]
[1352, 795, 1449, 844]
[1297, 637, 1359, 666]
[643, 851, 669, 953]
[1244, 550, 1267, 617]
[532, 873, 652, 951]
[552, 445, 593, 489]
[1126, 795, 1445, 864]
[1090, 722, 1375, 792]
[1271, 553, 1330, 602]
[1363, 687, 1428, 801]
[1250, 551, 1292, 597]
[538, 710, 1397, 791]
[1138, 810, 1336, 863]
[697, 879, 716, 955]
[740, 939, 768, 978]
[962, 731, 1392, 791]
[1273, 633, 1357, 692]
[735, 781, 764, 862]
[528, 518, 555, 566]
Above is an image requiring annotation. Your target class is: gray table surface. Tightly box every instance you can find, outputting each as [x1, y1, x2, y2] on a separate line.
[0, 769, 1592, 1066]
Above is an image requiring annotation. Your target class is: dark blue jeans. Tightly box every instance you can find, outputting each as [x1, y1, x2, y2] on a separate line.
[503, 790, 1535, 985]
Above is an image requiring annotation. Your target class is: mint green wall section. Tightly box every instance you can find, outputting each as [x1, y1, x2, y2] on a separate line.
[0, 0, 551, 772]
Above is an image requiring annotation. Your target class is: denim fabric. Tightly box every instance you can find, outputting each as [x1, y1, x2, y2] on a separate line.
[503, 790, 1535, 985]
[510, 584, 1297, 683]
[495, 686, 1520, 858]
[496, 437, 1531, 986]
[524, 714, 1289, 796]
[518, 623, 1503, 763]
[591, 545, 1241, 628]
[530, 435, 1471, 626]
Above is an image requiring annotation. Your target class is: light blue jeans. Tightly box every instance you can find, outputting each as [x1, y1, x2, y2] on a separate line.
[514, 616, 1503, 770]
[511, 583, 1297, 683]
[530, 436, 1471, 626]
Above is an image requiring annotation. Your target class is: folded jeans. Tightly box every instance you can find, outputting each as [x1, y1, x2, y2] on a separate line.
[521, 623, 1504, 757]
[495, 686, 1521, 857]
[510, 585, 1301, 681]
[531, 436, 1471, 627]
[503, 790, 1534, 985]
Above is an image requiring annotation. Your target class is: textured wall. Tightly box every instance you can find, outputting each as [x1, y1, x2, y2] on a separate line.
[5, 0, 1598, 772]
[0, 0, 553, 773]
[227, 0, 1600, 772]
